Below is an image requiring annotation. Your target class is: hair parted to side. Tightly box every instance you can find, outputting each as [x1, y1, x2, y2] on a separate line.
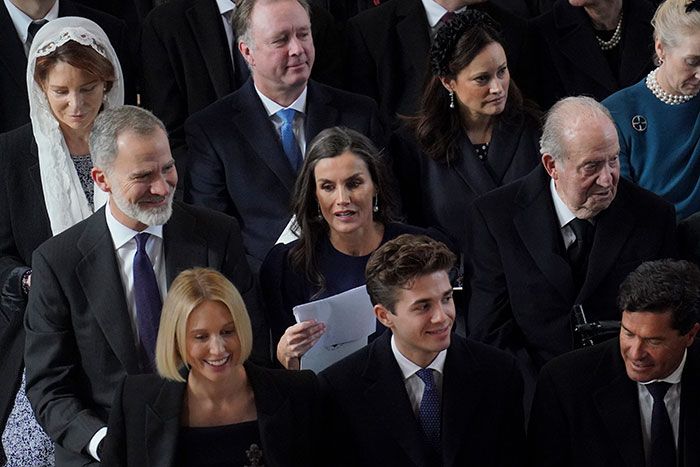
[407, 10, 530, 164]
[156, 268, 253, 382]
[365, 234, 456, 313]
[652, 0, 700, 51]
[618, 259, 700, 335]
[234, 0, 311, 49]
[290, 126, 398, 295]
[34, 40, 116, 93]
[539, 96, 614, 162]
[89, 105, 165, 171]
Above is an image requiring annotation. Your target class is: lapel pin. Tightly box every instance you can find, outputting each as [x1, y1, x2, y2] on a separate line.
[631, 115, 647, 132]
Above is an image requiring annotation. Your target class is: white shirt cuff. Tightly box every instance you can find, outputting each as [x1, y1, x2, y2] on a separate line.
[88, 426, 108, 461]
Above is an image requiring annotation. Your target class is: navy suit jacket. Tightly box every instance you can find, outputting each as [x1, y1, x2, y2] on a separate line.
[102, 362, 320, 467]
[0, 0, 136, 134]
[319, 331, 525, 467]
[528, 339, 700, 467]
[24, 203, 262, 466]
[468, 166, 676, 390]
[184, 78, 385, 271]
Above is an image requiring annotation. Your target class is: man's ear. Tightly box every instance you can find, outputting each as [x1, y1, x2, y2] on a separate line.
[375, 304, 394, 330]
[92, 166, 111, 194]
[685, 322, 700, 347]
[239, 40, 254, 68]
[542, 153, 558, 180]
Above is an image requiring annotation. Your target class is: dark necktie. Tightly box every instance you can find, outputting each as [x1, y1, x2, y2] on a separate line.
[567, 218, 594, 286]
[133, 233, 162, 372]
[416, 368, 441, 452]
[26, 19, 48, 50]
[440, 11, 457, 25]
[276, 108, 303, 172]
[647, 382, 676, 467]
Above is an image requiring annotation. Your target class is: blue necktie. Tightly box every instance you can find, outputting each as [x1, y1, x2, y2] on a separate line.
[276, 108, 302, 172]
[416, 368, 441, 452]
[647, 382, 676, 467]
[133, 233, 162, 372]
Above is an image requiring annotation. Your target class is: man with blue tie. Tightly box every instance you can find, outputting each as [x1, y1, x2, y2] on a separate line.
[319, 234, 525, 467]
[24, 106, 263, 466]
[528, 259, 700, 467]
[183, 0, 384, 271]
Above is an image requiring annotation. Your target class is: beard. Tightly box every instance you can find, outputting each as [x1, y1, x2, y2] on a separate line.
[111, 186, 174, 227]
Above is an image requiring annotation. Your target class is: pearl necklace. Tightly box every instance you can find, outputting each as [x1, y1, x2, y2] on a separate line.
[595, 11, 623, 51]
[645, 68, 697, 105]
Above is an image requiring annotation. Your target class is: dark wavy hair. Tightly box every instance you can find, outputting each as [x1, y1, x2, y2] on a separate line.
[289, 127, 398, 294]
[405, 10, 525, 164]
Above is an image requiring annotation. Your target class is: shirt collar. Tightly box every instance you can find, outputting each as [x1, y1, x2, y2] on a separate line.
[255, 84, 308, 118]
[4, 0, 59, 43]
[640, 349, 687, 386]
[550, 177, 576, 229]
[420, 0, 467, 28]
[391, 333, 447, 380]
[216, 0, 235, 16]
[105, 202, 164, 250]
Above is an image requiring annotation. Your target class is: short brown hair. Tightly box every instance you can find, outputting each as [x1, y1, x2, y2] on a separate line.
[365, 234, 456, 313]
[234, 0, 310, 48]
[34, 40, 115, 92]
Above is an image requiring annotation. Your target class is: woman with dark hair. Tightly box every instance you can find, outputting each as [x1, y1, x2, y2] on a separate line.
[260, 126, 432, 369]
[0, 16, 123, 465]
[391, 10, 540, 256]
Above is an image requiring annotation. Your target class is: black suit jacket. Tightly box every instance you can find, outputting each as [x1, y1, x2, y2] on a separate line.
[528, 339, 700, 467]
[0, 124, 52, 465]
[319, 331, 525, 467]
[184, 78, 385, 271]
[0, 0, 136, 134]
[345, 0, 527, 124]
[24, 202, 262, 466]
[468, 166, 676, 388]
[140, 0, 342, 159]
[524, 0, 655, 109]
[102, 362, 319, 467]
[390, 112, 541, 255]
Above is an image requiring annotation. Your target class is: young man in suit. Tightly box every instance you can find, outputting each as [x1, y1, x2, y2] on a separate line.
[320, 234, 525, 467]
[467, 96, 676, 401]
[528, 259, 700, 467]
[184, 0, 384, 271]
[24, 106, 264, 466]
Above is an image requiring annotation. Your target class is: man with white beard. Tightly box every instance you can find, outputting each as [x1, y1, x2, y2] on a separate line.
[23, 105, 264, 466]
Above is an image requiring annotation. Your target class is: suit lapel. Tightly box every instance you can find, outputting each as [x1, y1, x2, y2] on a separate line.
[679, 345, 700, 467]
[395, 0, 431, 82]
[145, 381, 184, 467]
[76, 209, 140, 373]
[305, 81, 338, 142]
[451, 135, 498, 196]
[441, 340, 482, 466]
[514, 168, 575, 301]
[577, 185, 634, 302]
[593, 347, 646, 467]
[0, 3, 28, 92]
[552, 2, 617, 92]
[186, 0, 235, 99]
[163, 203, 208, 286]
[27, 139, 51, 239]
[233, 80, 297, 193]
[488, 117, 522, 183]
[363, 333, 434, 467]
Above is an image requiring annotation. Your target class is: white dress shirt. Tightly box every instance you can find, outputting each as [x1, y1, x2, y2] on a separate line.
[391, 334, 447, 417]
[256, 85, 308, 157]
[420, 0, 467, 38]
[3, 0, 59, 54]
[550, 178, 596, 250]
[638, 350, 685, 464]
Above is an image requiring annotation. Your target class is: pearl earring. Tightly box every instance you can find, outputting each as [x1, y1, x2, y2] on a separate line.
[449, 90, 455, 109]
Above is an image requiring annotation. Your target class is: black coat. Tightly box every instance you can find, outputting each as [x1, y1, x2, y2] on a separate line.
[528, 339, 700, 467]
[102, 363, 320, 467]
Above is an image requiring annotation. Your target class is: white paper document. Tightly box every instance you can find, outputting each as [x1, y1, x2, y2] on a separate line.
[276, 215, 299, 244]
[293, 285, 376, 373]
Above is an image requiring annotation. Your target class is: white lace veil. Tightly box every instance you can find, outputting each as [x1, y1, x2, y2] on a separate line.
[27, 16, 124, 235]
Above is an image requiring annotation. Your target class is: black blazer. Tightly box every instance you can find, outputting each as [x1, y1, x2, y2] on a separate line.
[528, 339, 700, 467]
[184, 78, 385, 271]
[24, 203, 262, 466]
[467, 166, 677, 388]
[390, 112, 541, 255]
[0, 0, 136, 134]
[319, 331, 525, 467]
[344, 0, 527, 124]
[524, 0, 655, 109]
[102, 362, 320, 467]
[140, 0, 342, 158]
